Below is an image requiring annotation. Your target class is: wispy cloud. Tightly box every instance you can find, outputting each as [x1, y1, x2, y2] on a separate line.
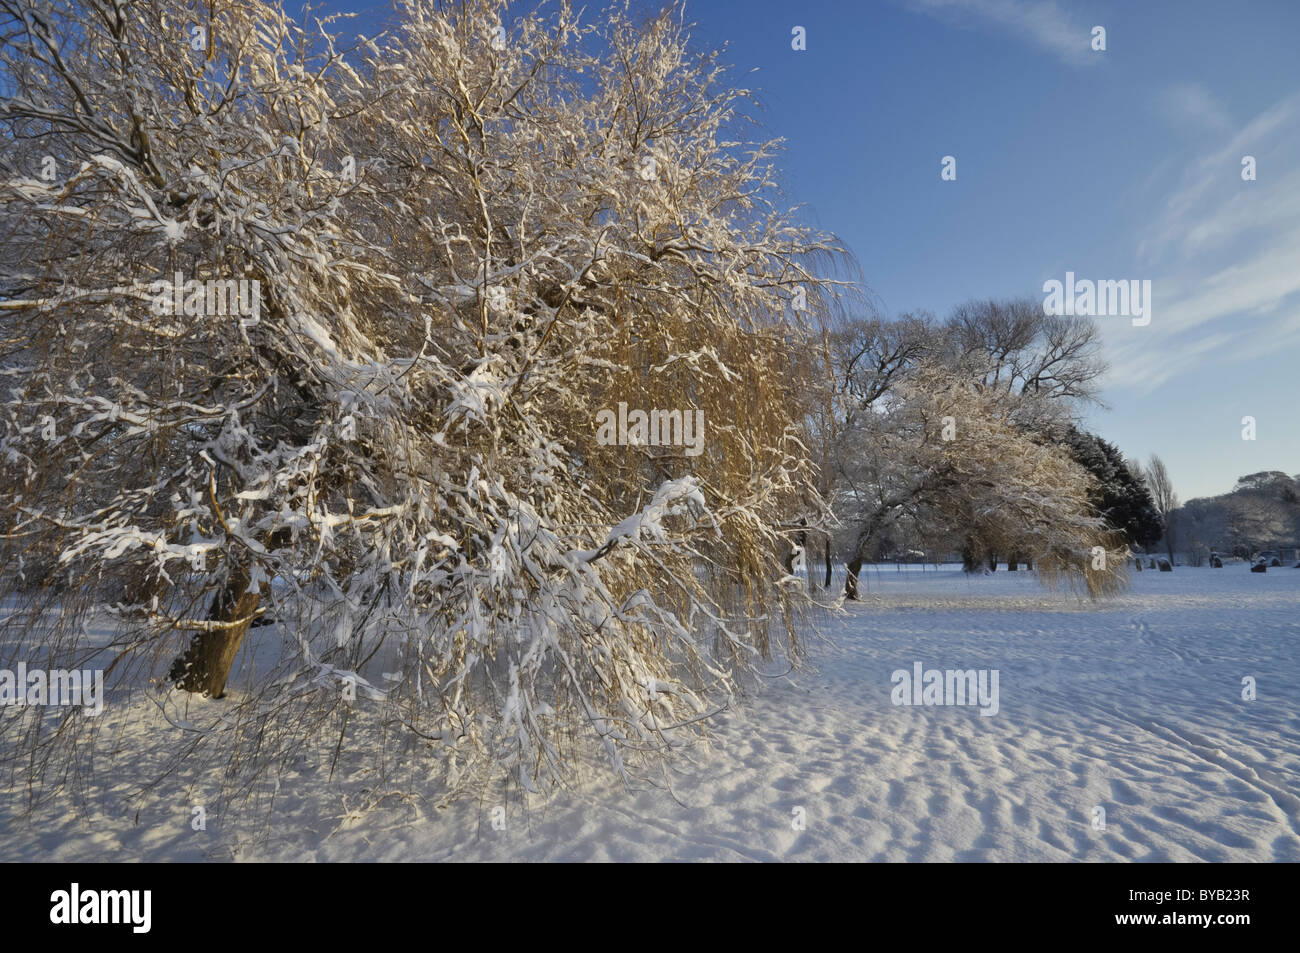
[1105, 91, 1300, 393]
[904, 0, 1094, 65]
[1155, 82, 1233, 134]
[1139, 93, 1300, 259]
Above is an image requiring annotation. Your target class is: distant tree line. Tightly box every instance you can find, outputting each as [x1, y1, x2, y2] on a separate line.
[1164, 471, 1300, 563]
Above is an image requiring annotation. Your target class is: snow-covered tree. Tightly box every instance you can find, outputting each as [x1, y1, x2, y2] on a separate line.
[821, 298, 1127, 592]
[0, 0, 847, 805]
[833, 364, 1127, 598]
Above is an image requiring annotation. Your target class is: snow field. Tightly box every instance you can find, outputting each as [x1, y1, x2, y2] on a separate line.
[2, 564, 1296, 861]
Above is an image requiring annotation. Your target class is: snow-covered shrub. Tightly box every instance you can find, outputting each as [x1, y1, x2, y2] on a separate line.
[0, 0, 844, 808]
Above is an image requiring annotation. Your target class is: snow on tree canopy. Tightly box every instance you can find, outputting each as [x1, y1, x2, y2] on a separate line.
[0, 0, 845, 805]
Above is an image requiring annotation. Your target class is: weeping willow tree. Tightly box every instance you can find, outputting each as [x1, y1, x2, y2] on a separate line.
[0, 0, 849, 811]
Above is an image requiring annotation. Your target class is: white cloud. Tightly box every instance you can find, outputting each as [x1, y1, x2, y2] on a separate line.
[904, 0, 1094, 65]
[1156, 82, 1233, 134]
[1142, 92, 1299, 253]
[1106, 92, 1300, 394]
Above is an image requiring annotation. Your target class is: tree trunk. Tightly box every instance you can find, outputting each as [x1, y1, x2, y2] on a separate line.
[1007, 556, 1018, 571]
[168, 564, 260, 698]
[783, 524, 807, 576]
[961, 538, 978, 573]
[986, 552, 997, 572]
[120, 561, 165, 611]
[1024, 556, 1032, 570]
[845, 557, 863, 600]
[823, 537, 832, 589]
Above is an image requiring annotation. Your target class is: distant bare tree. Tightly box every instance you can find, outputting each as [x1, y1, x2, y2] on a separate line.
[1145, 455, 1179, 561]
[944, 296, 1107, 408]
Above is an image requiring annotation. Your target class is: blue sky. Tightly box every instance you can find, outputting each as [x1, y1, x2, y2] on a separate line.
[324, 0, 1300, 501]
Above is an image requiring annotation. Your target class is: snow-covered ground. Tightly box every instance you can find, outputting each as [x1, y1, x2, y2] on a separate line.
[3, 564, 1297, 861]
